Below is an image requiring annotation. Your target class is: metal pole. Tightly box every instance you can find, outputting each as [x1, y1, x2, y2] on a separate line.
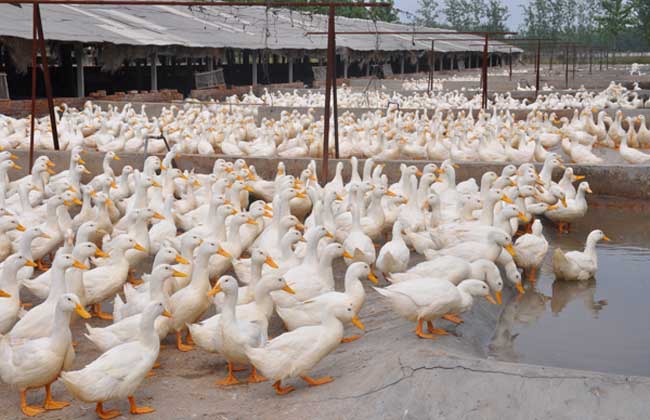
[564, 44, 569, 89]
[75, 43, 84, 97]
[288, 56, 293, 83]
[330, 5, 339, 160]
[399, 54, 404, 75]
[549, 44, 553, 71]
[605, 48, 609, 69]
[321, 4, 334, 181]
[29, 4, 37, 174]
[150, 51, 158, 91]
[589, 47, 592, 74]
[34, 4, 59, 151]
[509, 46, 512, 80]
[572, 45, 576, 79]
[427, 40, 435, 92]
[481, 34, 488, 109]
[251, 50, 258, 86]
[535, 39, 541, 98]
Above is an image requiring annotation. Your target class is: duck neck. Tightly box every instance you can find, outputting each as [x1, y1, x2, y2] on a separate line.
[221, 291, 238, 323]
[250, 259, 263, 289]
[480, 197, 497, 225]
[50, 306, 73, 349]
[45, 203, 61, 231]
[149, 275, 166, 303]
[46, 264, 68, 304]
[584, 236, 599, 258]
[189, 251, 211, 291]
[0, 263, 21, 296]
[139, 310, 161, 350]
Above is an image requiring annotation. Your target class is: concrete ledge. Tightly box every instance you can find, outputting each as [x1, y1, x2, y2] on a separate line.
[12, 150, 650, 200]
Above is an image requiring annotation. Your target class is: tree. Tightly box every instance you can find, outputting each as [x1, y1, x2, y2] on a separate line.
[483, 0, 509, 33]
[595, 0, 634, 48]
[415, 0, 440, 27]
[634, 0, 650, 48]
[443, 0, 481, 30]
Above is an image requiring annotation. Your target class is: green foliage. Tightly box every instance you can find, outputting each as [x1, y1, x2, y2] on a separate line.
[415, 0, 440, 27]
[432, 0, 509, 32]
[520, 0, 648, 50]
[595, 0, 634, 46]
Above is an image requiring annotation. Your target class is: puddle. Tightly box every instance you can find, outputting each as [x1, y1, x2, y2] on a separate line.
[488, 200, 650, 377]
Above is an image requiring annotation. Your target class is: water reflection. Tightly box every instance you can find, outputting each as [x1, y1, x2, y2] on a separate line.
[550, 278, 607, 317]
[489, 286, 550, 362]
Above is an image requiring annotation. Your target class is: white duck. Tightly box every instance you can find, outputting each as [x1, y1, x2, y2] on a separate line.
[276, 262, 376, 334]
[61, 302, 170, 419]
[0, 255, 33, 334]
[375, 221, 410, 277]
[83, 235, 145, 320]
[245, 299, 361, 395]
[8, 254, 88, 340]
[552, 229, 610, 281]
[167, 240, 231, 351]
[0, 293, 90, 417]
[342, 200, 376, 266]
[373, 278, 494, 339]
[513, 219, 549, 282]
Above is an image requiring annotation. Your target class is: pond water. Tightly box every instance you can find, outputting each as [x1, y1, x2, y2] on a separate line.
[488, 200, 650, 377]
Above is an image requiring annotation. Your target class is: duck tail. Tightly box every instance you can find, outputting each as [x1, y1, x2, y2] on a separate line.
[552, 248, 569, 279]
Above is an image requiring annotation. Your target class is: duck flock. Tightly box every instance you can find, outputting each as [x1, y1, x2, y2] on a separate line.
[1, 85, 650, 164]
[0, 147, 609, 417]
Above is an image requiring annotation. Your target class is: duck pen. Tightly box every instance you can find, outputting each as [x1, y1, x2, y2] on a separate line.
[0, 2, 650, 419]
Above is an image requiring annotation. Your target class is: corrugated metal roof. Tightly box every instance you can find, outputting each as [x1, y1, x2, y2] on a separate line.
[0, 3, 521, 53]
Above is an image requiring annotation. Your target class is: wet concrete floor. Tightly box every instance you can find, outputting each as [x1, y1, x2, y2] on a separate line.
[489, 198, 650, 377]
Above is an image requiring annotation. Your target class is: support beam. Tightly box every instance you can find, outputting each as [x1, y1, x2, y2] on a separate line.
[400, 54, 405, 74]
[75, 43, 84, 98]
[288, 56, 293, 83]
[207, 56, 214, 71]
[150, 51, 158, 91]
[252, 50, 258, 86]
[535, 39, 541, 98]
[34, 4, 59, 151]
[343, 56, 348, 79]
[481, 34, 488, 109]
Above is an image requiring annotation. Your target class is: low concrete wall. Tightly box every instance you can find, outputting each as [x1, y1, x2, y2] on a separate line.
[12, 150, 650, 200]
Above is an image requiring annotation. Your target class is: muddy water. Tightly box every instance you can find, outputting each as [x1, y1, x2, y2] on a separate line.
[488, 199, 650, 377]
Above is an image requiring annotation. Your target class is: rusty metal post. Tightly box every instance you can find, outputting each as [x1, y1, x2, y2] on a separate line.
[535, 39, 541, 98]
[321, 4, 335, 182]
[481, 34, 488, 109]
[508, 46, 512, 80]
[29, 4, 38, 173]
[34, 4, 59, 151]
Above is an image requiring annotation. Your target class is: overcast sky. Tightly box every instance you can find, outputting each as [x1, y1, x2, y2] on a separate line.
[395, 0, 527, 29]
